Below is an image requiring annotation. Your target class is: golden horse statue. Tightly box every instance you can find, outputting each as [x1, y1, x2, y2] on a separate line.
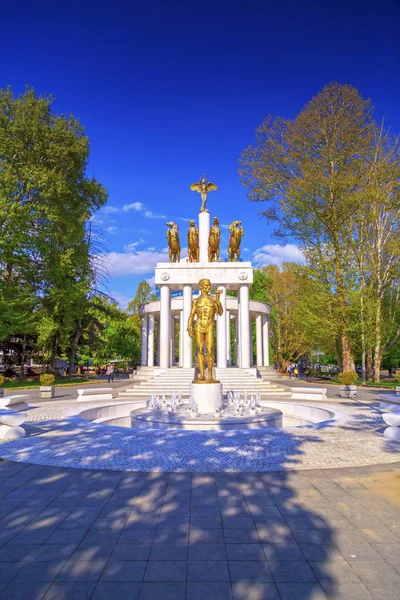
[187, 220, 199, 262]
[208, 216, 220, 262]
[228, 220, 244, 262]
[166, 221, 180, 262]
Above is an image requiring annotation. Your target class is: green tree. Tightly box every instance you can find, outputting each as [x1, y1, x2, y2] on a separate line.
[240, 83, 375, 371]
[0, 86, 108, 373]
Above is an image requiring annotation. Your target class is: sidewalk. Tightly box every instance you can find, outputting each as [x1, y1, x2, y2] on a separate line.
[0, 460, 398, 599]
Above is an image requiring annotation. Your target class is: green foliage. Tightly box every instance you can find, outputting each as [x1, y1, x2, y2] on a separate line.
[40, 373, 55, 386]
[0, 85, 108, 373]
[0, 375, 5, 385]
[395, 371, 400, 384]
[338, 371, 358, 385]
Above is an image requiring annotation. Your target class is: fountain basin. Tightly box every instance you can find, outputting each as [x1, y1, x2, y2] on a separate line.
[79, 400, 337, 431]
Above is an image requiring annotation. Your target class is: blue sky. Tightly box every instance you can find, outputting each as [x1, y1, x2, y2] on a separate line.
[2, 0, 399, 307]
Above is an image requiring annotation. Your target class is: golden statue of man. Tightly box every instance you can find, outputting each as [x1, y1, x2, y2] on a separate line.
[166, 221, 180, 262]
[187, 279, 223, 382]
[208, 216, 220, 262]
[187, 220, 199, 262]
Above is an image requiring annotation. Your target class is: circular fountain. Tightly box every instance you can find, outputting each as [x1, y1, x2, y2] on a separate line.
[131, 390, 283, 431]
[79, 390, 340, 432]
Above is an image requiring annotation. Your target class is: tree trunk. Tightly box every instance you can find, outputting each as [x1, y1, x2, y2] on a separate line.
[20, 334, 27, 379]
[373, 297, 382, 382]
[68, 321, 81, 381]
[332, 232, 353, 371]
[366, 349, 373, 380]
[50, 335, 59, 371]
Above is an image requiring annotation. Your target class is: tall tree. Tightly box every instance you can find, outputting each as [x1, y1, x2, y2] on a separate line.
[240, 83, 375, 371]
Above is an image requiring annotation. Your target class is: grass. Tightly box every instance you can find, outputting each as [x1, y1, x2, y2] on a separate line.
[328, 377, 398, 389]
[0, 377, 104, 390]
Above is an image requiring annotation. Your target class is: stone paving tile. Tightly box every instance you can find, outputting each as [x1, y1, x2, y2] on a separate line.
[226, 543, 265, 561]
[57, 559, 107, 581]
[109, 543, 151, 561]
[0, 581, 52, 600]
[276, 581, 328, 599]
[138, 582, 186, 599]
[229, 560, 273, 582]
[319, 581, 374, 599]
[91, 581, 142, 599]
[189, 543, 226, 560]
[43, 581, 97, 599]
[101, 560, 147, 581]
[263, 542, 305, 561]
[231, 581, 280, 599]
[32, 544, 77, 562]
[186, 581, 233, 599]
[14, 560, 66, 582]
[187, 560, 230, 581]
[150, 542, 189, 560]
[269, 560, 318, 582]
[0, 543, 41, 562]
[143, 560, 187, 581]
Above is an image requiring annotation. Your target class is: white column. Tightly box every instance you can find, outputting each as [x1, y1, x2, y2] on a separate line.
[199, 211, 210, 263]
[141, 314, 148, 366]
[179, 311, 184, 367]
[156, 320, 160, 366]
[234, 316, 239, 366]
[249, 317, 253, 366]
[239, 285, 250, 369]
[256, 314, 263, 367]
[182, 285, 193, 368]
[147, 314, 155, 367]
[226, 310, 231, 366]
[262, 316, 270, 366]
[217, 286, 227, 368]
[171, 318, 176, 366]
[159, 286, 171, 369]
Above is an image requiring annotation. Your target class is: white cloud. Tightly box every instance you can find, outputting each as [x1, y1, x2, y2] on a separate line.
[102, 205, 119, 214]
[144, 210, 166, 220]
[146, 276, 155, 288]
[123, 202, 144, 212]
[221, 224, 230, 230]
[147, 246, 156, 252]
[124, 239, 144, 251]
[103, 248, 170, 277]
[110, 291, 132, 309]
[107, 226, 118, 233]
[253, 244, 305, 267]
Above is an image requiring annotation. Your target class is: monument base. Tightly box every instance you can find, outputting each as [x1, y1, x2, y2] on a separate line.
[190, 382, 222, 414]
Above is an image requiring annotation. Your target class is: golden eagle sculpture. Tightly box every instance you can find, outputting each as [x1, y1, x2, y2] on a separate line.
[190, 175, 218, 212]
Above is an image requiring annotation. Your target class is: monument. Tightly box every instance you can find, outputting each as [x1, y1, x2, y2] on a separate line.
[139, 175, 271, 413]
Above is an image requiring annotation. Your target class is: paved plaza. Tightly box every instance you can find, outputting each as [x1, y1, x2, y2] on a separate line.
[0, 460, 399, 599]
[0, 382, 399, 598]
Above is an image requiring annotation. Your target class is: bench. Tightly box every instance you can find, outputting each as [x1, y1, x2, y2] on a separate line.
[0, 395, 30, 411]
[0, 407, 27, 440]
[291, 387, 328, 401]
[77, 388, 114, 402]
[379, 394, 400, 441]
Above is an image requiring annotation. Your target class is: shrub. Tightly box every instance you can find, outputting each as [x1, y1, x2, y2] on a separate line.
[338, 371, 358, 385]
[0, 375, 5, 385]
[40, 374, 55, 386]
[395, 371, 400, 383]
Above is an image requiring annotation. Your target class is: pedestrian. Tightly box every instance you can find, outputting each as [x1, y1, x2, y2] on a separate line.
[294, 366, 299, 378]
[288, 363, 293, 379]
[298, 364, 304, 380]
[106, 364, 114, 383]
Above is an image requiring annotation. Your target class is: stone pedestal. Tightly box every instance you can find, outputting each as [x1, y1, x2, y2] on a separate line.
[199, 212, 210, 263]
[190, 382, 222, 414]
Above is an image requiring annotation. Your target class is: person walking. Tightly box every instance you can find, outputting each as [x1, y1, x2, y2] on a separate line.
[106, 364, 114, 383]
